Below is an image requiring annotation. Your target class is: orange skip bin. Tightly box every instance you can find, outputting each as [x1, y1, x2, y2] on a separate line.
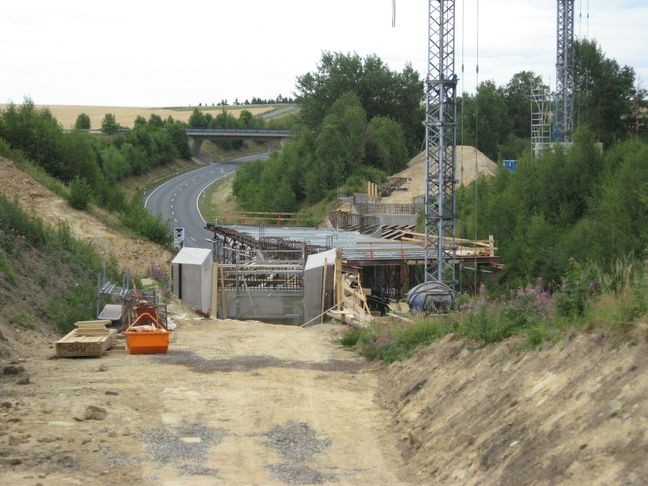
[125, 329, 170, 354]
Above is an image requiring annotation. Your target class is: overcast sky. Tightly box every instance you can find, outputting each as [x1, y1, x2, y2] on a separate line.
[1, 0, 646, 107]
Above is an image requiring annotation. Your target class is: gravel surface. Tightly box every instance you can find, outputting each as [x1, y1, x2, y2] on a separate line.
[178, 464, 220, 476]
[262, 421, 331, 462]
[267, 463, 336, 485]
[141, 422, 227, 469]
[260, 421, 336, 484]
[150, 350, 366, 374]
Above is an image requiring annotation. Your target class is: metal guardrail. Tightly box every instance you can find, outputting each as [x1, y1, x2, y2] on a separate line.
[185, 128, 292, 137]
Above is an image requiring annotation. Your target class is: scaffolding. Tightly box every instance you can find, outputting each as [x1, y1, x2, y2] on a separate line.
[531, 86, 553, 156]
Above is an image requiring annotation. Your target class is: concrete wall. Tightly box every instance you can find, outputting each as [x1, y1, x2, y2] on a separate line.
[221, 291, 303, 324]
[373, 214, 418, 226]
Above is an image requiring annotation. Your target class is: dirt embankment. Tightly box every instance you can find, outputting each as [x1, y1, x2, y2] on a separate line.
[0, 158, 171, 275]
[380, 334, 648, 485]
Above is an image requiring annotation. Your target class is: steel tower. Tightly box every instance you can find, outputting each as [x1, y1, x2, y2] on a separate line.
[424, 0, 457, 290]
[556, 0, 575, 142]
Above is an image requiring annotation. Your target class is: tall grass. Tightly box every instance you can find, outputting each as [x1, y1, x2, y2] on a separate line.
[342, 260, 648, 363]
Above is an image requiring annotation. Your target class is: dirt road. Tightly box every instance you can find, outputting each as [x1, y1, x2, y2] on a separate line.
[0, 319, 408, 485]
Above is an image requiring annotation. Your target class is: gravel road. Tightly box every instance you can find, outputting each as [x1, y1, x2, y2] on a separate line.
[0, 318, 409, 484]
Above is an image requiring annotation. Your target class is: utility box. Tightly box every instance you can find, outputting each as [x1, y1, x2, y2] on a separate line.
[171, 248, 212, 314]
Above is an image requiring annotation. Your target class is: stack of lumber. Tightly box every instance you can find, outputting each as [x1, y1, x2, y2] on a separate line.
[55, 320, 117, 357]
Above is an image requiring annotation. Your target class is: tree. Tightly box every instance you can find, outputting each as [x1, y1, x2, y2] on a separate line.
[460, 81, 511, 161]
[504, 71, 545, 139]
[188, 108, 207, 128]
[296, 52, 423, 155]
[366, 116, 408, 173]
[574, 39, 635, 146]
[68, 177, 91, 210]
[100, 145, 130, 182]
[101, 113, 119, 135]
[74, 113, 91, 130]
[314, 92, 367, 188]
[148, 113, 164, 128]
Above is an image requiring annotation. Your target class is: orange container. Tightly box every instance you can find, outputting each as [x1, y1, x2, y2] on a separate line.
[125, 329, 170, 354]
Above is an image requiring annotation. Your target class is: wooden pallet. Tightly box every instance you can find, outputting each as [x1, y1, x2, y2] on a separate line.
[55, 320, 117, 357]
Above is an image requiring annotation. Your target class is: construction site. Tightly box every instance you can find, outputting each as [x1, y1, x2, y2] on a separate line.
[1, 0, 647, 485]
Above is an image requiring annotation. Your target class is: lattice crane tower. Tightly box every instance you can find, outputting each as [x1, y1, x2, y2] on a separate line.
[556, 0, 575, 142]
[424, 0, 457, 290]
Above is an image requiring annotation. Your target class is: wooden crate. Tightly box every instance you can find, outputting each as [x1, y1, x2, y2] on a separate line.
[55, 320, 117, 357]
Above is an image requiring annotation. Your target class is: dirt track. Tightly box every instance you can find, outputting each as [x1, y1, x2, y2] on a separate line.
[0, 318, 408, 485]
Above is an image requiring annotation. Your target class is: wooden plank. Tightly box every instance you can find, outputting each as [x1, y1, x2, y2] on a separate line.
[74, 320, 111, 328]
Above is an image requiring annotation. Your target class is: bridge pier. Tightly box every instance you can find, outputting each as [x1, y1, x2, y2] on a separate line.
[189, 137, 203, 157]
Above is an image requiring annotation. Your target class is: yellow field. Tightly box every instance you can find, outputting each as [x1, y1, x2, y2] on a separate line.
[0, 104, 277, 129]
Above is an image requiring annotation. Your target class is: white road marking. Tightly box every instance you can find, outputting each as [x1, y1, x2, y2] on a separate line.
[190, 236, 197, 242]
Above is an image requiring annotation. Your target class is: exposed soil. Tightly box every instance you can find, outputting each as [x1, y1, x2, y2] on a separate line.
[380, 334, 648, 485]
[0, 158, 171, 275]
[0, 318, 408, 485]
[382, 146, 497, 204]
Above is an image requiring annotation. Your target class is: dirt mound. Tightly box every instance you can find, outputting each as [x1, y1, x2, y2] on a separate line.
[0, 158, 171, 274]
[380, 334, 648, 484]
[382, 146, 497, 204]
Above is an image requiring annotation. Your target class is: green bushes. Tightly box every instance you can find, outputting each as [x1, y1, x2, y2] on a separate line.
[119, 200, 172, 247]
[342, 261, 648, 363]
[68, 177, 92, 209]
[459, 129, 648, 285]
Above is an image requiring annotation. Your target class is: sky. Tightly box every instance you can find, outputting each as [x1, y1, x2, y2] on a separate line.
[1, 0, 646, 107]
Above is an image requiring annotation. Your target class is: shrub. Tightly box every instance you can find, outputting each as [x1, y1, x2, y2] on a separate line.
[340, 328, 363, 347]
[68, 177, 91, 210]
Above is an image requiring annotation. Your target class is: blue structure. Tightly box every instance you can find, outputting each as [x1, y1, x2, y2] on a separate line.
[503, 160, 518, 172]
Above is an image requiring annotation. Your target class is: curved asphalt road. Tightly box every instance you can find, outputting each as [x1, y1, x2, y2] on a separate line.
[144, 152, 271, 249]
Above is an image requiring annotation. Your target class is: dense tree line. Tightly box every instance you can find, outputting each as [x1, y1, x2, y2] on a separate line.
[232, 52, 419, 212]
[196, 95, 295, 107]
[0, 100, 193, 245]
[457, 127, 648, 285]
[460, 39, 640, 161]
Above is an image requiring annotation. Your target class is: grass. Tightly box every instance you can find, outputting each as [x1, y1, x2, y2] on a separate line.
[199, 176, 238, 225]
[0, 194, 118, 334]
[19, 164, 68, 199]
[342, 262, 648, 363]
